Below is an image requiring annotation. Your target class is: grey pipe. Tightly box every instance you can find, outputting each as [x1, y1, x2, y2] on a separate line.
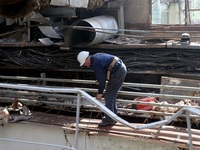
[64, 15, 118, 46]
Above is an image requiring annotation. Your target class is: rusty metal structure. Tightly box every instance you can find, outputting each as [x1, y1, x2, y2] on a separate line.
[0, 76, 200, 149]
[0, 0, 199, 74]
[0, 0, 200, 149]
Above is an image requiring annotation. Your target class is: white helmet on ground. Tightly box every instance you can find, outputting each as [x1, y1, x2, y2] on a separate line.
[77, 51, 89, 66]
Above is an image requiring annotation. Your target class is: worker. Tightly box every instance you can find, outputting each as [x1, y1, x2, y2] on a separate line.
[77, 51, 127, 127]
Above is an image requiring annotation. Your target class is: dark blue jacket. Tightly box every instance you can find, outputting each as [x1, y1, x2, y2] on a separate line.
[90, 53, 122, 94]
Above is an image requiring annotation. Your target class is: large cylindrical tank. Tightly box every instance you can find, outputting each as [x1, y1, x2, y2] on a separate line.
[64, 15, 118, 47]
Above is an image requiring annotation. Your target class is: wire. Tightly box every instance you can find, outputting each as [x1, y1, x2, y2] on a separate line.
[1, 48, 200, 72]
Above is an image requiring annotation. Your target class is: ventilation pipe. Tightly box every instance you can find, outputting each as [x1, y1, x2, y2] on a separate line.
[64, 15, 118, 47]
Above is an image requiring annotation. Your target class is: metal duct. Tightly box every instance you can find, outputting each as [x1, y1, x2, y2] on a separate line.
[64, 15, 118, 47]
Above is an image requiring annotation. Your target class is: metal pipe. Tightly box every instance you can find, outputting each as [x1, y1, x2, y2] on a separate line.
[0, 89, 77, 99]
[1, 96, 200, 119]
[0, 83, 139, 129]
[118, 108, 200, 119]
[80, 87, 200, 101]
[118, 90, 200, 101]
[71, 25, 200, 33]
[68, 26, 200, 39]
[0, 138, 73, 150]
[41, 73, 47, 101]
[138, 120, 168, 130]
[1, 75, 200, 120]
[0, 97, 97, 109]
[0, 83, 199, 150]
[186, 111, 193, 150]
[64, 15, 118, 46]
[74, 93, 80, 150]
[185, 0, 189, 25]
[123, 82, 200, 92]
[167, 108, 184, 124]
[0, 83, 199, 128]
[1, 87, 200, 110]
[117, 99, 200, 109]
[1, 75, 200, 92]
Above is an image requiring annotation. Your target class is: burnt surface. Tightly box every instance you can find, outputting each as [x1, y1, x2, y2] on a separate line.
[0, 0, 50, 19]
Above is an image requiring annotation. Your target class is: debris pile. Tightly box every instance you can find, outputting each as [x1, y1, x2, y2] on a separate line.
[152, 99, 199, 113]
[123, 97, 200, 125]
[0, 107, 10, 125]
[0, 99, 31, 126]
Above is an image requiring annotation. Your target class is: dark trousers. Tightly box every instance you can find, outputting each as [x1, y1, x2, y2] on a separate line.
[104, 62, 127, 121]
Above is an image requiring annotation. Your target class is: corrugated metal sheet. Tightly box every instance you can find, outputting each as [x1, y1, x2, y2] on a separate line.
[19, 111, 200, 149]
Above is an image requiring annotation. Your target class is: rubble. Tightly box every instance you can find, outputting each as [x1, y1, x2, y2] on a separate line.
[0, 99, 31, 125]
[152, 99, 199, 113]
[87, 0, 106, 10]
[0, 107, 10, 125]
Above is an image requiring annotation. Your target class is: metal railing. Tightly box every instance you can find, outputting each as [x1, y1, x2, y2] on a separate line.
[0, 83, 199, 150]
[0, 75, 200, 119]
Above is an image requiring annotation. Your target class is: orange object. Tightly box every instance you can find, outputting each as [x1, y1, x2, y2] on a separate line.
[135, 97, 156, 111]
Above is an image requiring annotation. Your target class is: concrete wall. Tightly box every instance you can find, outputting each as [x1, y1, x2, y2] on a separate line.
[124, 0, 151, 25]
[0, 123, 178, 150]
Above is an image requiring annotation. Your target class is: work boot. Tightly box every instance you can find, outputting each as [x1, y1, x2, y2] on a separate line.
[98, 119, 116, 127]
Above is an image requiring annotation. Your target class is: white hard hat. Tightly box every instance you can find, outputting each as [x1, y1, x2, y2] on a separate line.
[77, 51, 89, 66]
